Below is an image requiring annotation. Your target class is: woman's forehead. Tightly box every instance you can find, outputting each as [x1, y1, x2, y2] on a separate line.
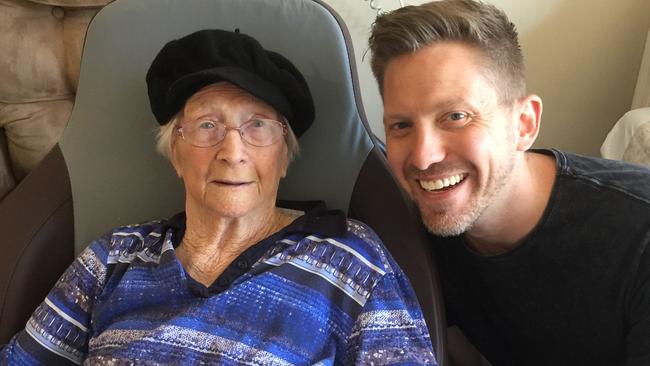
[184, 82, 277, 116]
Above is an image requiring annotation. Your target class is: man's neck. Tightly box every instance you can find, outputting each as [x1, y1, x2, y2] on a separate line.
[463, 151, 557, 256]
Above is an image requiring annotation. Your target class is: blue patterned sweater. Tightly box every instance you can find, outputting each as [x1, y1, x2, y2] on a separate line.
[1, 207, 437, 365]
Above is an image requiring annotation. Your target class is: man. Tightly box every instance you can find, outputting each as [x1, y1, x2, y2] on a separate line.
[368, 0, 650, 365]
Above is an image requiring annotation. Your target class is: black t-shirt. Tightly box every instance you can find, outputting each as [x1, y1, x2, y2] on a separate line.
[434, 149, 650, 366]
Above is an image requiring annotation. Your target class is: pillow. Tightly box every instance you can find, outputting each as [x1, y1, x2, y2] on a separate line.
[0, 0, 110, 197]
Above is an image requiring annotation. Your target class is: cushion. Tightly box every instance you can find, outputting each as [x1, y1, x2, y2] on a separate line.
[0, 0, 110, 191]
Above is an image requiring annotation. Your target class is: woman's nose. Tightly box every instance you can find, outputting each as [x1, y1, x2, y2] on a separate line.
[216, 128, 247, 163]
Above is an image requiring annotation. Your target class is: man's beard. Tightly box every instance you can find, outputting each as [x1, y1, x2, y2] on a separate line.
[418, 152, 516, 237]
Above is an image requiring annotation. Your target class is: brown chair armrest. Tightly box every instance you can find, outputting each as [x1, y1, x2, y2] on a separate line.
[0, 144, 74, 343]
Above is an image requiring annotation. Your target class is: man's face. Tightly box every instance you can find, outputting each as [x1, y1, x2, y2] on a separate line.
[382, 42, 520, 237]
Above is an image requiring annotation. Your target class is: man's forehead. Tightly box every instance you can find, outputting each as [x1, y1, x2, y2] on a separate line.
[383, 45, 498, 109]
[385, 42, 482, 72]
[388, 45, 482, 84]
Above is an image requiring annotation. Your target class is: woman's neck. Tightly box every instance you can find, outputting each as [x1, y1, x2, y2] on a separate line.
[176, 206, 297, 286]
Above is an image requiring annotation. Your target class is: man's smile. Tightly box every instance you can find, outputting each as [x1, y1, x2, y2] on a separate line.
[417, 173, 467, 192]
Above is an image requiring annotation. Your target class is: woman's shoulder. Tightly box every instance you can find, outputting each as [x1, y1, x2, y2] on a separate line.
[342, 218, 397, 274]
[284, 212, 397, 276]
[268, 216, 391, 307]
[85, 219, 173, 265]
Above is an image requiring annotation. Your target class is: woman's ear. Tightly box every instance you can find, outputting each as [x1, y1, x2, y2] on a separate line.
[280, 146, 289, 178]
[515, 94, 543, 151]
[170, 140, 183, 178]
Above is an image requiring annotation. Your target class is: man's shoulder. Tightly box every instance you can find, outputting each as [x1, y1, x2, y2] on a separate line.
[544, 149, 650, 206]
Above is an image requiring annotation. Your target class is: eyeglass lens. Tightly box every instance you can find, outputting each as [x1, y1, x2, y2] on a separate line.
[180, 118, 286, 147]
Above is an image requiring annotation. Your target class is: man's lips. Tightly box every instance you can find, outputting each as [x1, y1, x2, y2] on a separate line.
[417, 173, 467, 192]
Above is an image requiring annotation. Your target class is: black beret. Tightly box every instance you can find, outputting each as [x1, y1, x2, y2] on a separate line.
[146, 29, 315, 138]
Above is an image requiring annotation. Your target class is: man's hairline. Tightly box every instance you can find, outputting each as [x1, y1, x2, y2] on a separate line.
[378, 40, 522, 113]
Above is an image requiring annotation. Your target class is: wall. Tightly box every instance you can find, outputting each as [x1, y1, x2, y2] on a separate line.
[324, 0, 650, 156]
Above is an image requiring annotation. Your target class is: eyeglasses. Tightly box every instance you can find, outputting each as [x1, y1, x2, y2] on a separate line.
[177, 117, 288, 148]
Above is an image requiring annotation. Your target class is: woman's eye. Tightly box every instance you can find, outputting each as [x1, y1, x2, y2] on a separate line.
[250, 119, 266, 128]
[198, 120, 216, 129]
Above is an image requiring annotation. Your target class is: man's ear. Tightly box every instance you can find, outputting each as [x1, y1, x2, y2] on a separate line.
[515, 94, 543, 151]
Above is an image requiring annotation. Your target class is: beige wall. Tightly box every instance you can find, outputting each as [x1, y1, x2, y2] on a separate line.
[326, 0, 650, 156]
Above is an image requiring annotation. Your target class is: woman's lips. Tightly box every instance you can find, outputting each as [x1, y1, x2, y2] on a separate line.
[212, 180, 252, 186]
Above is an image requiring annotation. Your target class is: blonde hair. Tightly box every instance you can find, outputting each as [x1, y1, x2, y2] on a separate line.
[369, 0, 525, 103]
[155, 114, 300, 163]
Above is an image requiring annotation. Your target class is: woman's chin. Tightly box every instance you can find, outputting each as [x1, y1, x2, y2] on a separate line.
[201, 197, 267, 220]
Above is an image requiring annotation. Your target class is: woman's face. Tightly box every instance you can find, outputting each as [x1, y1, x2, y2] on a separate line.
[171, 82, 289, 219]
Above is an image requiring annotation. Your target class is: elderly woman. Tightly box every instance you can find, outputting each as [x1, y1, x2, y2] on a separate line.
[0, 30, 436, 365]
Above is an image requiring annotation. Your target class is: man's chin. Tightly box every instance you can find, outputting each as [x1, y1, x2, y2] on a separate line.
[419, 207, 473, 237]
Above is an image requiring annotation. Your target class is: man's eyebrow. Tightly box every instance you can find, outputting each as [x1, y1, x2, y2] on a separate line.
[384, 98, 475, 121]
[383, 110, 412, 126]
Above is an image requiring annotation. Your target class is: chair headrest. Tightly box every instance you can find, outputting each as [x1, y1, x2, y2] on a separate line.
[60, 0, 374, 252]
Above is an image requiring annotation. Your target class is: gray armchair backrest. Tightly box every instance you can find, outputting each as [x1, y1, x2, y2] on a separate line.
[60, 0, 372, 252]
[56, 0, 448, 361]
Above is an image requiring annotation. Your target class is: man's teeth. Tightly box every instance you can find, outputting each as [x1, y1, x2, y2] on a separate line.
[419, 174, 465, 191]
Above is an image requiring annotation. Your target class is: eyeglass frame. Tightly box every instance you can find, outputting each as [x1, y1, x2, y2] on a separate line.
[176, 117, 289, 148]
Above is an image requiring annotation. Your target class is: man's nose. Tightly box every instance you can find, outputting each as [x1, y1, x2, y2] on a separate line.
[410, 128, 446, 170]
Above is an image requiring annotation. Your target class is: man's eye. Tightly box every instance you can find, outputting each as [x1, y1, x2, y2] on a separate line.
[448, 112, 468, 121]
[392, 121, 411, 130]
[387, 121, 412, 137]
[442, 112, 472, 127]
[198, 120, 216, 129]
